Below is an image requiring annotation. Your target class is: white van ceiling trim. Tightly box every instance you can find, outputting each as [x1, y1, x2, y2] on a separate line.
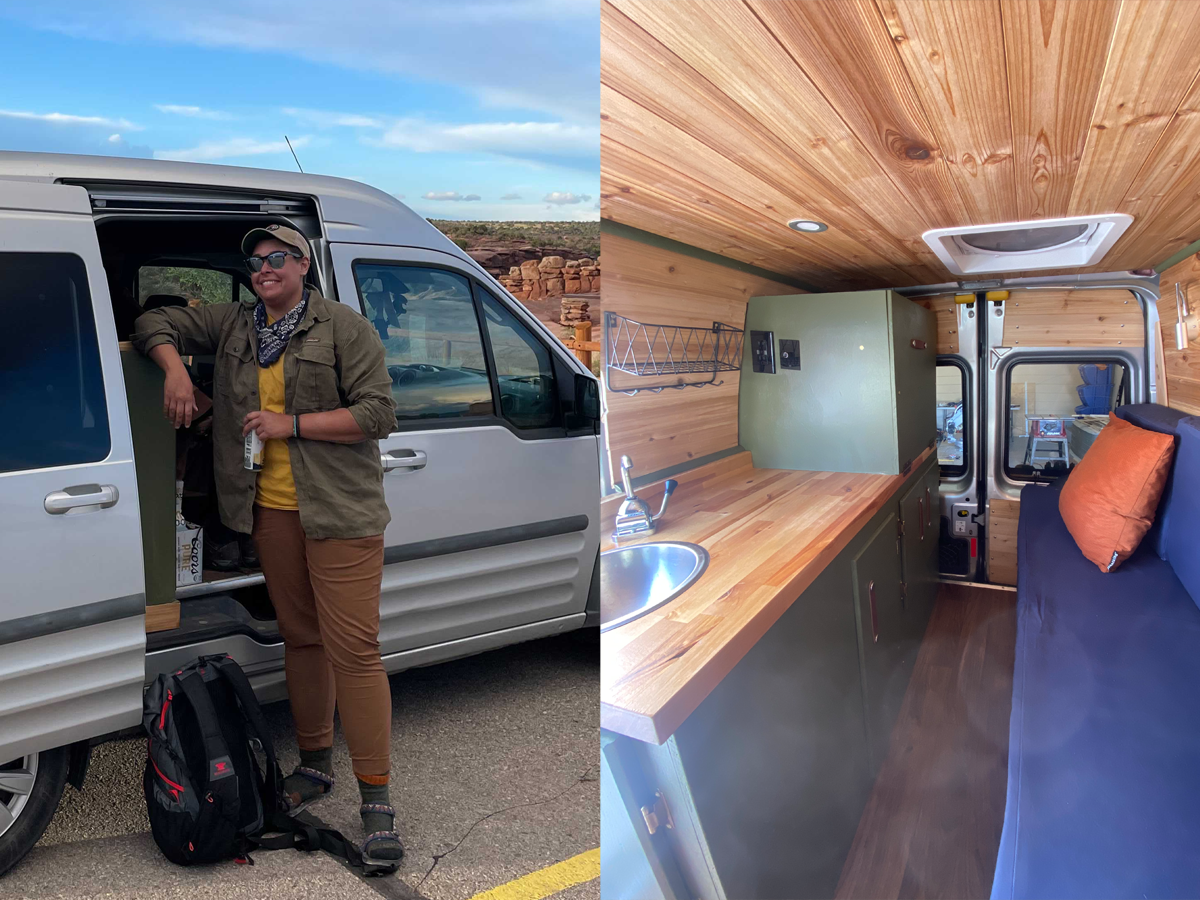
[922, 214, 1133, 276]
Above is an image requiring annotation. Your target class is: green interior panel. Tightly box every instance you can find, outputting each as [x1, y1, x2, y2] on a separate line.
[120, 347, 176, 607]
[740, 291, 900, 474]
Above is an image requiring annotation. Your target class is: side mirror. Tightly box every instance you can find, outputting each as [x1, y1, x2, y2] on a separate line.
[575, 373, 601, 423]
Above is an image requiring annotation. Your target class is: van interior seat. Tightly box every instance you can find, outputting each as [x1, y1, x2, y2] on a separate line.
[992, 406, 1200, 899]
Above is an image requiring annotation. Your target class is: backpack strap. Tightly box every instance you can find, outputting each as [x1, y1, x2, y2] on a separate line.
[254, 809, 388, 873]
[207, 656, 282, 799]
[177, 671, 240, 811]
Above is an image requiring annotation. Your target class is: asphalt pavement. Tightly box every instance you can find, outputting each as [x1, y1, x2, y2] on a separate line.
[0, 632, 600, 900]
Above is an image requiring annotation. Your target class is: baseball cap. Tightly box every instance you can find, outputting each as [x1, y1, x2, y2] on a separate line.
[241, 223, 312, 260]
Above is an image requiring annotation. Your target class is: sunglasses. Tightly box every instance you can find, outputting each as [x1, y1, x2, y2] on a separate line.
[245, 250, 302, 274]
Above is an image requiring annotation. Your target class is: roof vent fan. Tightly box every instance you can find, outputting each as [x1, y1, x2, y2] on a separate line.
[922, 214, 1132, 276]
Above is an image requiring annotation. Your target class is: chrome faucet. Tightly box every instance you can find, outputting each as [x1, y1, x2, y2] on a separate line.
[613, 455, 678, 540]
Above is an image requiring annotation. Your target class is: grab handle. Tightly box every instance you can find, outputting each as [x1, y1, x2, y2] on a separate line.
[868, 580, 879, 643]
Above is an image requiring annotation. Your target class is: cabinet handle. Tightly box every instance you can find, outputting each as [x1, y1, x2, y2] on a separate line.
[926, 487, 932, 529]
[918, 498, 925, 541]
[868, 580, 879, 643]
[911, 338, 927, 350]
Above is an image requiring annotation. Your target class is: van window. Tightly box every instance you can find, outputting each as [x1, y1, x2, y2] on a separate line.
[138, 265, 233, 307]
[1005, 361, 1128, 479]
[0, 252, 111, 473]
[479, 289, 560, 430]
[350, 263, 494, 420]
[936, 361, 967, 477]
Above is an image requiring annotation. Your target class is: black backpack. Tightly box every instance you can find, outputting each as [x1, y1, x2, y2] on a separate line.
[142, 653, 391, 873]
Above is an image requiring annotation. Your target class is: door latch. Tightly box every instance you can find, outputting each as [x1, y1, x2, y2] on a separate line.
[641, 790, 674, 835]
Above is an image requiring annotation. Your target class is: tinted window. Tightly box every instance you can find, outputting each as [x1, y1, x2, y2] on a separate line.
[1005, 361, 1128, 480]
[936, 362, 967, 477]
[139, 265, 232, 307]
[351, 263, 493, 420]
[0, 253, 111, 473]
[479, 290, 559, 430]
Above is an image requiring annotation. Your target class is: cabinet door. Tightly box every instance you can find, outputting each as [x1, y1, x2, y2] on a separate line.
[853, 510, 911, 772]
[891, 293, 937, 471]
[898, 460, 940, 640]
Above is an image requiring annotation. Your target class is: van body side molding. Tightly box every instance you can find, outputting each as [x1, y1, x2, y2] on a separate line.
[383, 515, 591, 566]
[0, 592, 146, 647]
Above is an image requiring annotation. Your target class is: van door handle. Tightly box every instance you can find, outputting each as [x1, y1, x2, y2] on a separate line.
[381, 450, 427, 473]
[44, 484, 119, 514]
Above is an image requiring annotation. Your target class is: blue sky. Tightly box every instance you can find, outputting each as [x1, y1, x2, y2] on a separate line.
[0, 0, 598, 221]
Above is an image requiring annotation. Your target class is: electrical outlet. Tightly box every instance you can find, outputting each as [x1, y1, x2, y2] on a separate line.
[779, 339, 800, 370]
[750, 330, 775, 373]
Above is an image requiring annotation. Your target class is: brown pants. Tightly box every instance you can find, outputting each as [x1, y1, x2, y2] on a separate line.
[252, 506, 391, 780]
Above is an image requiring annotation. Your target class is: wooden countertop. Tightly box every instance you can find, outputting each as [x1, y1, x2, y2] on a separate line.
[600, 447, 933, 745]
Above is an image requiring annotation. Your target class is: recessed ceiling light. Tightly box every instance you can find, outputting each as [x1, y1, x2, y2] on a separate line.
[787, 219, 827, 233]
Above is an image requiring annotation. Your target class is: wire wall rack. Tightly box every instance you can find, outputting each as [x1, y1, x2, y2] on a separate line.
[604, 311, 745, 395]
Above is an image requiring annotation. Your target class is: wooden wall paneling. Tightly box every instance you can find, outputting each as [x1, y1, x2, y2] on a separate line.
[1069, 0, 1200, 218]
[1000, 0, 1119, 220]
[1004, 289, 1143, 347]
[601, 0, 945, 282]
[987, 497, 1021, 586]
[1155, 253, 1200, 414]
[912, 294, 959, 354]
[745, 0, 969, 224]
[602, 233, 797, 478]
[146, 601, 181, 634]
[878, 0, 1017, 224]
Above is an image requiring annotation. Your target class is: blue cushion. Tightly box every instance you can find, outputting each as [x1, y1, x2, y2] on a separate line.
[1164, 418, 1200, 608]
[992, 481, 1200, 900]
[1114, 404, 1189, 559]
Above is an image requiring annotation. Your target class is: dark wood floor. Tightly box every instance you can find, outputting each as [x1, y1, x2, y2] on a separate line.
[836, 583, 1017, 900]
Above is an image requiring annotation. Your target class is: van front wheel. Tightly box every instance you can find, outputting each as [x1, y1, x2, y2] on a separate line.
[0, 747, 68, 877]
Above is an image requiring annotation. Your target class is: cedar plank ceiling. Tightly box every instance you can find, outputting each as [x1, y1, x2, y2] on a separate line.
[600, 0, 1200, 292]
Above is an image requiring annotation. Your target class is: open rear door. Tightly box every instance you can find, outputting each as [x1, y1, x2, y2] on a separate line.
[0, 181, 146, 764]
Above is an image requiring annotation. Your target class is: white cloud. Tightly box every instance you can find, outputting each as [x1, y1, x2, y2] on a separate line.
[543, 191, 591, 205]
[154, 104, 232, 120]
[108, 133, 122, 143]
[375, 119, 596, 161]
[423, 191, 481, 202]
[154, 135, 312, 162]
[500, 193, 522, 200]
[0, 1, 598, 123]
[283, 107, 386, 129]
[0, 108, 141, 130]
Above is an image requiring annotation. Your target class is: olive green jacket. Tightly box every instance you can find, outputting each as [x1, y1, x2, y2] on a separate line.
[132, 288, 395, 539]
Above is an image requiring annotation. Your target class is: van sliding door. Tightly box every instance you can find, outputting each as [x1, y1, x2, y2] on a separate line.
[0, 182, 146, 764]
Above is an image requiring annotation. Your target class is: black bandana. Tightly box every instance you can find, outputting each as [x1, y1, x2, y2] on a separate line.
[253, 289, 309, 367]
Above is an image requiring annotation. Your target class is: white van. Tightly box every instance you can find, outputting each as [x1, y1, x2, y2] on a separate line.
[0, 151, 601, 875]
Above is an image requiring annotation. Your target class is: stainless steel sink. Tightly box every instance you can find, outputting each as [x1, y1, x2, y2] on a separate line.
[600, 541, 709, 632]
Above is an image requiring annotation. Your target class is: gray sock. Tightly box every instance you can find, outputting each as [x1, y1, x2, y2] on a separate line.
[358, 779, 403, 859]
[282, 746, 333, 808]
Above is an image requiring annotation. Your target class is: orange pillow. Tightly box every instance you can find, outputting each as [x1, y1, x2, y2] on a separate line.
[1058, 413, 1176, 573]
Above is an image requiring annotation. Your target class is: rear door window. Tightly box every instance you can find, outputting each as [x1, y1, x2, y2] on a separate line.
[936, 361, 967, 477]
[0, 252, 111, 473]
[138, 265, 233, 308]
[1005, 361, 1129, 479]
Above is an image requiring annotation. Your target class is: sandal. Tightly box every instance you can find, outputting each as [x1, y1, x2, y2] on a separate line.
[359, 803, 405, 870]
[281, 766, 334, 816]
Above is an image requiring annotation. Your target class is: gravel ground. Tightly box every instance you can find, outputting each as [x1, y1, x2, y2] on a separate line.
[0, 632, 599, 900]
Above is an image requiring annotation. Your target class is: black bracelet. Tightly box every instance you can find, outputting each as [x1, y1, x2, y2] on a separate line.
[293, 414, 300, 439]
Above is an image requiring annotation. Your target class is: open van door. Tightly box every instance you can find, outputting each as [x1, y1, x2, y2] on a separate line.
[0, 181, 146, 765]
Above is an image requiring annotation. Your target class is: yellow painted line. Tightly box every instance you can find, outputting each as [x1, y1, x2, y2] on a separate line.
[468, 848, 600, 900]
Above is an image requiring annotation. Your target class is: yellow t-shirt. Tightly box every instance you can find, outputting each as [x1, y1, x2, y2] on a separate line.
[254, 332, 299, 510]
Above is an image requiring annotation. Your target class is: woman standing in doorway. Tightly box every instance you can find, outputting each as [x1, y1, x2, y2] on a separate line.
[133, 224, 404, 865]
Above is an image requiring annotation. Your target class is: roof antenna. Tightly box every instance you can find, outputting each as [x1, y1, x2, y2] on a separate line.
[284, 135, 304, 173]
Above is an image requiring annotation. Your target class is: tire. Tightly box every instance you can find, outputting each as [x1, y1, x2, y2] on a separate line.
[0, 747, 69, 877]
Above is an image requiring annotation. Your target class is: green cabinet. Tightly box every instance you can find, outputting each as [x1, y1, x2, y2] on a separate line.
[739, 290, 936, 475]
[600, 462, 940, 899]
[899, 459, 941, 635]
[852, 508, 911, 772]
